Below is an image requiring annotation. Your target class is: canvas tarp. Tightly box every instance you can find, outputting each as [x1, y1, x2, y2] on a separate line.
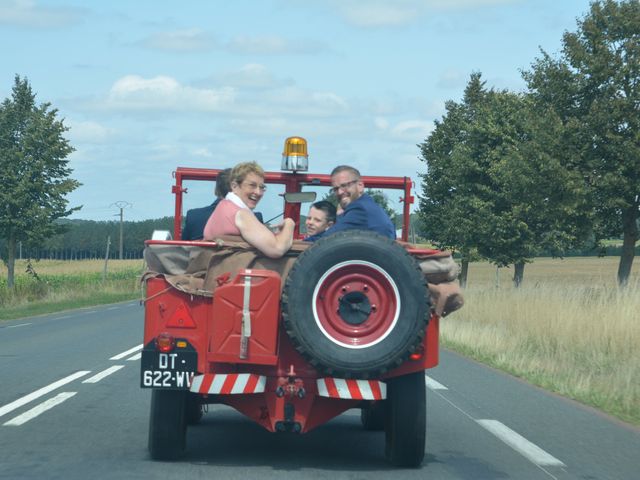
[142, 235, 463, 316]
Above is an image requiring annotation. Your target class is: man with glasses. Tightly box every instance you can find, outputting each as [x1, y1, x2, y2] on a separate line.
[305, 165, 395, 242]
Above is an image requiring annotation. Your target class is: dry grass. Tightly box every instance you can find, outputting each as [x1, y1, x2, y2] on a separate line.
[443, 257, 640, 425]
[1, 259, 144, 276]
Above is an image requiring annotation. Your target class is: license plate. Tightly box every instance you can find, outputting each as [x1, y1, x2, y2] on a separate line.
[140, 343, 197, 390]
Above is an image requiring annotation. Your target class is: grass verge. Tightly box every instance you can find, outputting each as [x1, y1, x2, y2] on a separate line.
[444, 257, 639, 426]
[0, 260, 142, 321]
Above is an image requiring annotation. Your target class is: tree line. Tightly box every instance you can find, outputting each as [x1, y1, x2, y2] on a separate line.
[2, 217, 175, 261]
[418, 0, 639, 287]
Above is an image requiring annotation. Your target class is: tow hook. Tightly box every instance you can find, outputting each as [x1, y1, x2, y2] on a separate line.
[274, 366, 304, 432]
[275, 403, 301, 433]
[275, 365, 306, 399]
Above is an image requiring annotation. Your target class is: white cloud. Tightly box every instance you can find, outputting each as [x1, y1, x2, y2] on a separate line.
[228, 117, 291, 136]
[256, 86, 350, 118]
[0, 0, 86, 28]
[371, 116, 433, 140]
[374, 117, 390, 130]
[227, 35, 327, 55]
[337, 1, 419, 27]
[327, 0, 517, 28]
[191, 147, 214, 158]
[66, 120, 114, 144]
[138, 28, 216, 52]
[436, 68, 468, 89]
[102, 75, 235, 112]
[211, 63, 294, 89]
[391, 120, 433, 139]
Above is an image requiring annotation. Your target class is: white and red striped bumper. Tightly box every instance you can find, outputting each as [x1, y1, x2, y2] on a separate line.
[190, 374, 386, 400]
[316, 378, 387, 400]
[190, 373, 266, 395]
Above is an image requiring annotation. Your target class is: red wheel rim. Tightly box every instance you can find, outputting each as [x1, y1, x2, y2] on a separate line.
[312, 260, 400, 348]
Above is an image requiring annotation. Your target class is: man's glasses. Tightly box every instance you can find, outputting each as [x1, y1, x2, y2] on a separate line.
[330, 179, 358, 194]
[241, 181, 267, 192]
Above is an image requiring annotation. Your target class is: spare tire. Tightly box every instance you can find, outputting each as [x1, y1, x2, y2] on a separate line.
[282, 230, 430, 378]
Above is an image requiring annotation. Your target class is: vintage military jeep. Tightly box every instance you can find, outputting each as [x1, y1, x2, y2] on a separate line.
[140, 137, 462, 467]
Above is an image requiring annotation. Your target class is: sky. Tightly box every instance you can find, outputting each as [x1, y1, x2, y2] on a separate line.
[0, 0, 595, 223]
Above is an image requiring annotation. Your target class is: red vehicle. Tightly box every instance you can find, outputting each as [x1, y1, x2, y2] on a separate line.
[140, 137, 462, 467]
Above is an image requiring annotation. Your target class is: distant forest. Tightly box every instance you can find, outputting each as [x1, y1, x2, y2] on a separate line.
[13, 218, 175, 260]
[5, 215, 634, 261]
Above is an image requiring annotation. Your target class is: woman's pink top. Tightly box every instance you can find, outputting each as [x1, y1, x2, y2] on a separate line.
[203, 199, 242, 240]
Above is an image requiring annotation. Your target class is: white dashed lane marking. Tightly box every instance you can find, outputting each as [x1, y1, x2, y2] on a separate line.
[430, 378, 565, 469]
[4, 392, 77, 426]
[110, 344, 143, 360]
[82, 365, 125, 384]
[0, 371, 90, 419]
[7, 323, 32, 329]
[425, 374, 448, 390]
[477, 419, 566, 467]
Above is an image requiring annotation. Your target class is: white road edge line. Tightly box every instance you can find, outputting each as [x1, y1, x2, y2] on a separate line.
[7, 323, 32, 329]
[126, 352, 142, 361]
[82, 365, 126, 383]
[425, 375, 448, 390]
[0, 371, 90, 419]
[477, 419, 565, 467]
[110, 344, 143, 360]
[4, 392, 77, 426]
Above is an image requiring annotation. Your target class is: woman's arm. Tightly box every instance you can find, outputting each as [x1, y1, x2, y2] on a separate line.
[235, 209, 295, 258]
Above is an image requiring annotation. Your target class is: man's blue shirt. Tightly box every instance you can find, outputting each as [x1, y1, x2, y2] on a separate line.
[305, 193, 395, 242]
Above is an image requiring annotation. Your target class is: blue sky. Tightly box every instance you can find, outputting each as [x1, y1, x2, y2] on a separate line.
[0, 0, 594, 222]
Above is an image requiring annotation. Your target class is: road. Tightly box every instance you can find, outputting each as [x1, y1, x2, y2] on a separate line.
[0, 302, 638, 480]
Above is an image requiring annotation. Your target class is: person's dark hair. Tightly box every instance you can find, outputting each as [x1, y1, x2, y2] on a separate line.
[330, 165, 361, 179]
[215, 168, 232, 198]
[311, 200, 337, 224]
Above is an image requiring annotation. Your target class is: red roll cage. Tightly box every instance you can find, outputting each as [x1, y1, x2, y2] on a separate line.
[170, 167, 416, 242]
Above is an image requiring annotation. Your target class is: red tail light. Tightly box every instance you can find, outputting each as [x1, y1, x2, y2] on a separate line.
[155, 332, 175, 353]
[409, 345, 424, 361]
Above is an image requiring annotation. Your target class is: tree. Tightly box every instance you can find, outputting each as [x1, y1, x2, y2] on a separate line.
[0, 75, 80, 288]
[418, 73, 495, 286]
[523, 0, 640, 286]
[472, 90, 589, 286]
[419, 73, 588, 286]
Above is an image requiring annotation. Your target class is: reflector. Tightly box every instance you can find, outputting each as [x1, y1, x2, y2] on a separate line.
[165, 303, 197, 329]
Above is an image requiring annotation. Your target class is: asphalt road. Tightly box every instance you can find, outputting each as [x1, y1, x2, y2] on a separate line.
[0, 302, 638, 480]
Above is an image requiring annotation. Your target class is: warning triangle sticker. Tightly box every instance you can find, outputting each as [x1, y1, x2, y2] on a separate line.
[166, 303, 197, 329]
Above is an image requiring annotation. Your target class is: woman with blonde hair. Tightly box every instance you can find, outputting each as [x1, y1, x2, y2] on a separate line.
[203, 161, 295, 258]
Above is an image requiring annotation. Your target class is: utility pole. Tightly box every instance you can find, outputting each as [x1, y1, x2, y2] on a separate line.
[103, 236, 111, 280]
[111, 201, 132, 260]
